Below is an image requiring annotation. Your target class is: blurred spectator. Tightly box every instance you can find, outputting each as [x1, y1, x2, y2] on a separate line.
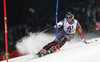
[0, 50, 6, 61]
[9, 50, 21, 59]
[95, 22, 100, 31]
[27, 19, 33, 32]
[96, 0, 100, 6]
[12, 27, 19, 42]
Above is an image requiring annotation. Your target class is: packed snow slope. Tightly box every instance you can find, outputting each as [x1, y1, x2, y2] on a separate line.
[1, 33, 100, 62]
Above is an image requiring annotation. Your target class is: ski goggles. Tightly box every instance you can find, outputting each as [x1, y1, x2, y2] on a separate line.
[66, 15, 72, 19]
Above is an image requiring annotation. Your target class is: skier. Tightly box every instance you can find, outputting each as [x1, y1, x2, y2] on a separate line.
[36, 11, 88, 57]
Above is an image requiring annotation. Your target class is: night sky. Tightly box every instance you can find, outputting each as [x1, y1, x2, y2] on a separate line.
[0, 0, 82, 31]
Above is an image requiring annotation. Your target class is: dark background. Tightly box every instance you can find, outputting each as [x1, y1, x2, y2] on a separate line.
[0, 0, 87, 31]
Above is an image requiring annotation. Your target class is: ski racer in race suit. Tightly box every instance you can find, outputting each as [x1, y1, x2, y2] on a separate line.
[37, 12, 88, 57]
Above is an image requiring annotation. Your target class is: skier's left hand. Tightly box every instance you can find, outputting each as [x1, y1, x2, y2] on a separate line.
[81, 38, 88, 44]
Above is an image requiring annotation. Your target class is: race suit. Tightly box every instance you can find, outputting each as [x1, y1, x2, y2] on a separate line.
[42, 18, 85, 51]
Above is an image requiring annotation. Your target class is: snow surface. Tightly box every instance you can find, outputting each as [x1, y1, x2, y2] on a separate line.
[1, 33, 100, 62]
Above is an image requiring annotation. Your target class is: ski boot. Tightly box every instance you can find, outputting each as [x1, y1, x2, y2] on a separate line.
[36, 50, 48, 57]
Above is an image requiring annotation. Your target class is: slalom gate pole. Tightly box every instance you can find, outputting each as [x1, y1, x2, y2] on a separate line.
[3, 0, 9, 62]
[55, 0, 60, 50]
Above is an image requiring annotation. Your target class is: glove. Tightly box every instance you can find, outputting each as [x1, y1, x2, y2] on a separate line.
[54, 22, 63, 29]
[81, 39, 88, 44]
[54, 25, 62, 29]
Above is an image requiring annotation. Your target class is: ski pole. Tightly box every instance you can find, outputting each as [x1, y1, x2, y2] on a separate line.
[41, 27, 54, 33]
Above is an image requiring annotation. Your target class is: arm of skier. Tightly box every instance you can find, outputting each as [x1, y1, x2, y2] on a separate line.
[54, 20, 64, 29]
[76, 22, 88, 44]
